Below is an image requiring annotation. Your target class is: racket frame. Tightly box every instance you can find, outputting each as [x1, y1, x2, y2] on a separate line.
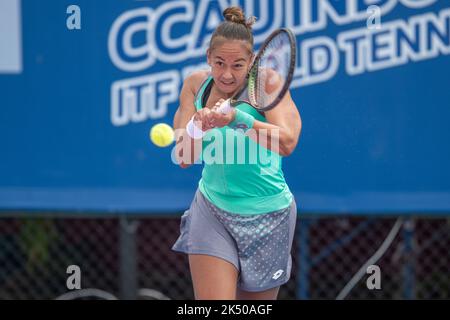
[228, 28, 297, 112]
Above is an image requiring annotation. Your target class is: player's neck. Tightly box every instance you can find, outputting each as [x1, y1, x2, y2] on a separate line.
[211, 83, 235, 100]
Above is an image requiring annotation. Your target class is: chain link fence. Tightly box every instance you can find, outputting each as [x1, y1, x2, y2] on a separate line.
[0, 214, 448, 300]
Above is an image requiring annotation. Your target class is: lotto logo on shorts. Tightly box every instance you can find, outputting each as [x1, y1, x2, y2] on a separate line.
[272, 269, 284, 280]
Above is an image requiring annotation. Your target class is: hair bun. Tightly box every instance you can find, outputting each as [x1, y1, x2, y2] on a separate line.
[223, 7, 256, 28]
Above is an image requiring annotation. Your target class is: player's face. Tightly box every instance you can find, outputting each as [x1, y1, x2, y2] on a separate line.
[207, 40, 253, 95]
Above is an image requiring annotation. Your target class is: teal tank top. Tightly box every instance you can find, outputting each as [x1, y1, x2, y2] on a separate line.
[196, 76, 293, 215]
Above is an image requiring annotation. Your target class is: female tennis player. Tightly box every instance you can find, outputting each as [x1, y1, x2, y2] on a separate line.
[172, 6, 302, 300]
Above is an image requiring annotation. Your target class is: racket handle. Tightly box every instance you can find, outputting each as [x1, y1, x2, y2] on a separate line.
[185, 99, 232, 139]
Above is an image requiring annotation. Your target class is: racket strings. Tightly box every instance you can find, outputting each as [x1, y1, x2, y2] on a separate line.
[251, 32, 293, 110]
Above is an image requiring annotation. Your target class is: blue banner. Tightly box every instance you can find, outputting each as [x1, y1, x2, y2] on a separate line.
[1, 0, 449, 214]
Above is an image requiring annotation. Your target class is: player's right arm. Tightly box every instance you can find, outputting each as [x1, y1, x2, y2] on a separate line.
[173, 71, 207, 168]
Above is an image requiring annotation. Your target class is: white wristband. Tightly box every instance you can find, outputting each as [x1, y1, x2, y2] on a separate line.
[186, 116, 206, 139]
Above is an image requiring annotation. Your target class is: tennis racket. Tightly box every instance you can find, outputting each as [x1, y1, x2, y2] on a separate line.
[186, 28, 297, 139]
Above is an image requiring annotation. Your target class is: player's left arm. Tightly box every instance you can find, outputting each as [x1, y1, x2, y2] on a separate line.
[248, 91, 302, 156]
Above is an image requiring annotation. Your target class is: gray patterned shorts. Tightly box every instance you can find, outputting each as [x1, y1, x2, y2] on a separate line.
[172, 189, 297, 292]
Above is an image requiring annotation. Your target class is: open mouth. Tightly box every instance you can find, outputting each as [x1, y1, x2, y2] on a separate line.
[220, 80, 235, 87]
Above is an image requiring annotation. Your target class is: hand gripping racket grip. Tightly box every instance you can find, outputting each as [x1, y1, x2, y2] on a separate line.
[186, 99, 232, 139]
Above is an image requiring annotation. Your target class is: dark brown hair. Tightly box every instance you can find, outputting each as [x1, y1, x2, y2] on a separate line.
[209, 7, 256, 52]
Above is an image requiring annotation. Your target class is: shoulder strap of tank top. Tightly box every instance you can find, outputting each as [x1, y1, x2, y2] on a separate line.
[194, 75, 213, 111]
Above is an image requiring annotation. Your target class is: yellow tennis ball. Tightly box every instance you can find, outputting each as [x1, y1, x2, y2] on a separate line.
[149, 123, 174, 147]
